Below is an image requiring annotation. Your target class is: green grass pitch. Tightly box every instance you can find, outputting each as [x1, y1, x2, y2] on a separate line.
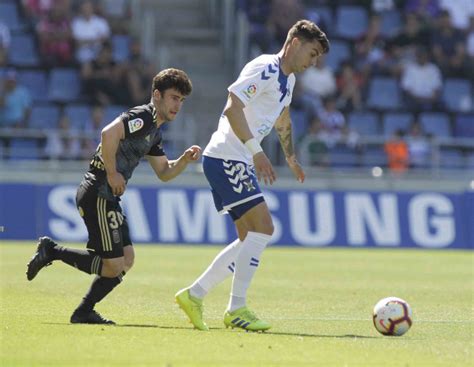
[1, 242, 472, 366]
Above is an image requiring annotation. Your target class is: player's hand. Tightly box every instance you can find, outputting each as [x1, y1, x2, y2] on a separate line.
[182, 145, 202, 163]
[253, 152, 276, 185]
[286, 155, 305, 183]
[107, 171, 126, 196]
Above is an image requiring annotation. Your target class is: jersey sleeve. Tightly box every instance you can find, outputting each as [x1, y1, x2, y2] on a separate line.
[122, 108, 154, 138]
[228, 59, 277, 106]
[147, 140, 165, 156]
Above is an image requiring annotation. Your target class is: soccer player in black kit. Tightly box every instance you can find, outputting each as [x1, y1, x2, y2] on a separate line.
[26, 68, 202, 324]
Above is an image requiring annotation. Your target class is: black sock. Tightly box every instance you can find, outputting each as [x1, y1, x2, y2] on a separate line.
[75, 272, 125, 313]
[53, 246, 102, 275]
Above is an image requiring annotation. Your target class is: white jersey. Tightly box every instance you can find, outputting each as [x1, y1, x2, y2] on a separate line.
[203, 54, 295, 163]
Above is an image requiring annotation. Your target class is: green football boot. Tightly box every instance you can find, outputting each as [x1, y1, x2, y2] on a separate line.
[223, 307, 271, 332]
[175, 288, 209, 331]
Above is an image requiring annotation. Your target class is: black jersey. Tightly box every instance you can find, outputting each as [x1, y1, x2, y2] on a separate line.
[86, 103, 165, 200]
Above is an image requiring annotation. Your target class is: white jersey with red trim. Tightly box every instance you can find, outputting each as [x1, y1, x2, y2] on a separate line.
[203, 54, 295, 163]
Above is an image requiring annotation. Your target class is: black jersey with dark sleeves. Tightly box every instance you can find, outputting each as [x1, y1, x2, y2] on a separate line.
[86, 103, 166, 200]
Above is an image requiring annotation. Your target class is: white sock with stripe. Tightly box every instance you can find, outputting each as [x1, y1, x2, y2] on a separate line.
[228, 231, 271, 312]
[189, 239, 242, 299]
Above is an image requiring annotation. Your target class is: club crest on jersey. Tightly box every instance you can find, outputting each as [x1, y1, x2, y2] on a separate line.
[242, 84, 257, 100]
[128, 118, 144, 133]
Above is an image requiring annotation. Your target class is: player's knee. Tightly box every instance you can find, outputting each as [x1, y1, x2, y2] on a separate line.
[102, 259, 126, 278]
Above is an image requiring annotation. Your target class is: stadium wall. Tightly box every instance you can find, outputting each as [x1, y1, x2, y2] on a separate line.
[1, 182, 472, 249]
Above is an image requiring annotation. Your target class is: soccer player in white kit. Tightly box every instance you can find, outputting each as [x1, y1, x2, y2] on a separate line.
[176, 20, 330, 331]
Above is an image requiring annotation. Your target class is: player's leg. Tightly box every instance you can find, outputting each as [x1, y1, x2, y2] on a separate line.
[223, 202, 273, 331]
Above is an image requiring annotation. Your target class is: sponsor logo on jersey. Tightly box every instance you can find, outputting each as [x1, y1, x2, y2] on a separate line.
[128, 118, 144, 133]
[242, 84, 257, 100]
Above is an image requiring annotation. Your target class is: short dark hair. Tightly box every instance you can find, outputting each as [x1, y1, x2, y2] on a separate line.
[151, 68, 192, 96]
[286, 19, 330, 54]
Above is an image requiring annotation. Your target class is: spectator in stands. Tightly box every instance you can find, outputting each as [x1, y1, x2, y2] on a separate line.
[404, 0, 441, 25]
[467, 16, 474, 80]
[36, 3, 73, 66]
[336, 62, 364, 111]
[44, 114, 81, 160]
[299, 117, 329, 167]
[98, 0, 130, 34]
[299, 55, 336, 117]
[401, 48, 442, 111]
[81, 42, 127, 105]
[0, 70, 32, 129]
[22, 0, 56, 25]
[384, 129, 409, 173]
[355, 15, 387, 75]
[267, 0, 305, 49]
[0, 21, 10, 67]
[439, 0, 474, 31]
[431, 10, 468, 77]
[317, 97, 346, 148]
[238, 0, 273, 55]
[126, 39, 157, 106]
[406, 120, 431, 168]
[72, 0, 110, 64]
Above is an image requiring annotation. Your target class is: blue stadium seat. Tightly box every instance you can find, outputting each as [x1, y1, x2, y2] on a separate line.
[306, 6, 333, 33]
[419, 113, 451, 137]
[383, 112, 413, 137]
[327, 145, 359, 167]
[335, 6, 368, 40]
[8, 138, 40, 160]
[379, 10, 402, 38]
[442, 79, 472, 113]
[64, 104, 92, 131]
[290, 108, 309, 141]
[367, 77, 401, 110]
[361, 146, 387, 167]
[28, 104, 60, 130]
[103, 105, 127, 124]
[467, 153, 474, 169]
[9, 34, 40, 67]
[17, 70, 49, 102]
[112, 35, 131, 63]
[454, 114, 474, 137]
[439, 148, 465, 169]
[347, 111, 379, 136]
[0, 2, 26, 32]
[325, 39, 350, 71]
[48, 68, 81, 102]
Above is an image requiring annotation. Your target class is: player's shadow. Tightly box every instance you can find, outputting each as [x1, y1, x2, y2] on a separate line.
[263, 331, 378, 339]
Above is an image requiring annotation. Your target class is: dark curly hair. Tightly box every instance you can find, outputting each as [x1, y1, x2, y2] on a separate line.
[151, 68, 193, 96]
[286, 19, 330, 54]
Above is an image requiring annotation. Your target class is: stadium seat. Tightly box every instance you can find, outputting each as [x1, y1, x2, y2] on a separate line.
[361, 146, 387, 167]
[327, 145, 360, 167]
[442, 79, 472, 113]
[419, 113, 452, 137]
[325, 39, 350, 71]
[347, 111, 380, 136]
[335, 6, 368, 40]
[64, 104, 92, 131]
[379, 10, 402, 38]
[48, 68, 81, 103]
[290, 108, 309, 141]
[28, 104, 60, 130]
[454, 114, 474, 137]
[112, 35, 131, 63]
[103, 105, 127, 124]
[306, 6, 334, 33]
[439, 148, 465, 169]
[17, 70, 49, 102]
[467, 153, 474, 169]
[366, 77, 401, 110]
[0, 2, 26, 32]
[383, 112, 413, 137]
[9, 34, 40, 67]
[8, 138, 41, 160]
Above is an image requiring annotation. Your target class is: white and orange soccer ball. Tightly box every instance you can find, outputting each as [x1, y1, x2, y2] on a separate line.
[373, 297, 413, 336]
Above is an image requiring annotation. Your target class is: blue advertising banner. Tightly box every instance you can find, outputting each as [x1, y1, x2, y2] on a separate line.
[0, 183, 472, 249]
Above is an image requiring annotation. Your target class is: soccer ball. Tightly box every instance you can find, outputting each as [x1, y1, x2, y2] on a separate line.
[372, 297, 412, 336]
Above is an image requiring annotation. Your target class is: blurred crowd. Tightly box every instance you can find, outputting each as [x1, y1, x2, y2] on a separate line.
[1, 0, 473, 172]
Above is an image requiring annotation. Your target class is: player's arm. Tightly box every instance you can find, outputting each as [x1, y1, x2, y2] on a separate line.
[146, 145, 201, 182]
[224, 92, 276, 185]
[101, 117, 126, 195]
[274, 106, 305, 183]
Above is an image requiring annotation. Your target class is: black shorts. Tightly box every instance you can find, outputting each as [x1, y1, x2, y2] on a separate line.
[76, 180, 132, 259]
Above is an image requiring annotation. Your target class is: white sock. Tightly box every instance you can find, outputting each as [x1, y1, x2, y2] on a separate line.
[189, 239, 242, 299]
[228, 231, 271, 312]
